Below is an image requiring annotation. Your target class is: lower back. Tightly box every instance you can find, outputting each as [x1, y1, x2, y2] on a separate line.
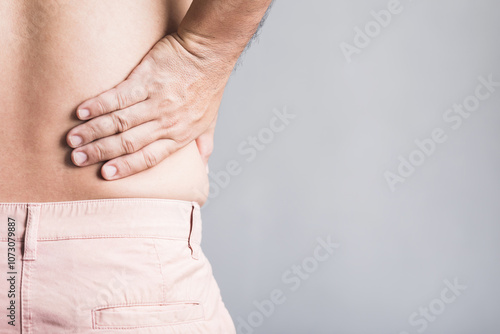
[0, 0, 209, 206]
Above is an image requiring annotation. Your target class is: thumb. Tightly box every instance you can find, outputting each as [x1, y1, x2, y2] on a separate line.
[196, 113, 218, 170]
[196, 88, 224, 172]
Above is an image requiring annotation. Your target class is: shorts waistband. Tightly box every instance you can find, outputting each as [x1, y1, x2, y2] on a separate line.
[0, 198, 202, 246]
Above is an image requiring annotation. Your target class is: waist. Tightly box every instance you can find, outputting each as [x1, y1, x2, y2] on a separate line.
[0, 197, 202, 257]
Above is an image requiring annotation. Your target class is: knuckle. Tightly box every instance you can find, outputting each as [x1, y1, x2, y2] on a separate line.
[111, 113, 129, 133]
[120, 135, 136, 154]
[85, 123, 99, 141]
[116, 90, 128, 109]
[156, 123, 171, 140]
[92, 143, 107, 161]
[174, 128, 192, 144]
[130, 83, 148, 101]
[118, 158, 134, 174]
[159, 112, 180, 130]
[141, 150, 158, 169]
[143, 74, 155, 95]
[96, 98, 107, 115]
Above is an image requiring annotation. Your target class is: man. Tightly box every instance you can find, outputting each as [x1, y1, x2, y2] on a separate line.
[0, 0, 273, 332]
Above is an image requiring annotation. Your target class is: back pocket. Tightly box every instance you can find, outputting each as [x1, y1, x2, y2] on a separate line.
[92, 301, 204, 329]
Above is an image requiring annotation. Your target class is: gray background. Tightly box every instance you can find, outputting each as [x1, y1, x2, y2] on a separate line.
[201, 1, 500, 333]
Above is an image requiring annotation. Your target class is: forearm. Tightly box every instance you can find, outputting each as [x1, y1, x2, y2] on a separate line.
[176, 0, 274, 62]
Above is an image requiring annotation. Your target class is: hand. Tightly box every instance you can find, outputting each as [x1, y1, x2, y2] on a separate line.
[196, 112, 218, 173]
[66, 33, 232, 180]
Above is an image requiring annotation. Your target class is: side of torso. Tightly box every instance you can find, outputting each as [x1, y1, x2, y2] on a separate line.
[0, 0, 209, 206]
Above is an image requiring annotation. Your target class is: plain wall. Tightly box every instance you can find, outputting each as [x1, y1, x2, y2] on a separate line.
[201, 1, 500, 333]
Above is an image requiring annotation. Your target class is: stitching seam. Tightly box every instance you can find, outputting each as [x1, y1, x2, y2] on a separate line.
[152, 239, 166, 302]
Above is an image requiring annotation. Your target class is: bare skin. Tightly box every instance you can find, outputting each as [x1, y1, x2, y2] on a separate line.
[0, 0, 272, 206]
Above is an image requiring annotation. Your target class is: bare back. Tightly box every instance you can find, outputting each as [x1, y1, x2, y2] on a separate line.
[0, 0, 209, 205]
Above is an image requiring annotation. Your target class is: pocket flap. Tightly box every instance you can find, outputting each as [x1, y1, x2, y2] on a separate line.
[93, 302, 204, 328]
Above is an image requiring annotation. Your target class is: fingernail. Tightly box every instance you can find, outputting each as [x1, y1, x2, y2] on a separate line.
[103, 165, 117, 179]
[77, 109, 90, 119]
[70, 135, 83, 146]
[74, 151, 87, 165]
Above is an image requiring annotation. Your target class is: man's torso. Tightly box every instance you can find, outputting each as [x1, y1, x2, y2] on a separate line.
[0, 0, 209, 206]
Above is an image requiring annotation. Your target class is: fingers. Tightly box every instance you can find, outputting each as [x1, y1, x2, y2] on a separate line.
[76, 79, 149, 120]
[66, 100, 154, 148]
[70, 120, 163, 168]
[101, 138, 178, 180]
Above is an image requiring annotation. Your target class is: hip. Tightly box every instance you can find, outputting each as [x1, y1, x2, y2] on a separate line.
[0, 197, 235, 333]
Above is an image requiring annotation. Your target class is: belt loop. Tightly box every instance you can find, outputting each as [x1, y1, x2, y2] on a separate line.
[188, 204, 201, 260]
[23, 204, 41, 261]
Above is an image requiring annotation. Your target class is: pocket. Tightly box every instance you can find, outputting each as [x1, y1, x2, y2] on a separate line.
[92, 301, 205, 329]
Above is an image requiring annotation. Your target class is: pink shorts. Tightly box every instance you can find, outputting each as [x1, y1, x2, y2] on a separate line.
[0, 198, 236, 333]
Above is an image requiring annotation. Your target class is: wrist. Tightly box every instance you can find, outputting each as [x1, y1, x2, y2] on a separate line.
[174, 27, 246, 67]
[157, 33, 235, 94]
